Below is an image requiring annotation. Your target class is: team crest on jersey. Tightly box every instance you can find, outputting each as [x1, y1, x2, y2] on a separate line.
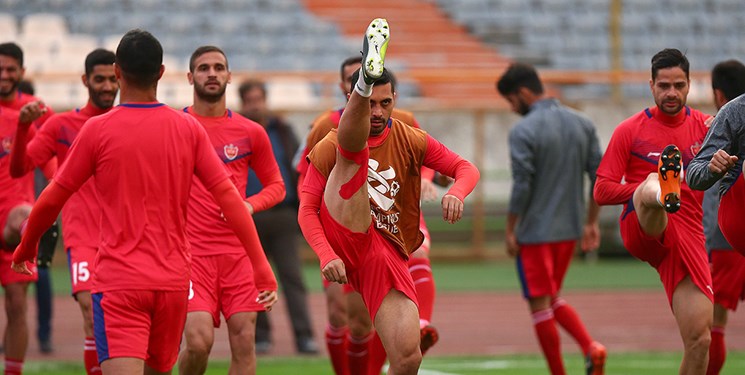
[223, 144, 239, 160]
[1, 137, 11, 152]
[367, 158, 399, 211]
[690, 142, 702, 156]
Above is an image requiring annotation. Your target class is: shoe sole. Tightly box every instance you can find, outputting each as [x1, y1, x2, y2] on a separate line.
[658, 144, 682, 213]
[420, 325, 439, 355]
[362, 18, 389, 83]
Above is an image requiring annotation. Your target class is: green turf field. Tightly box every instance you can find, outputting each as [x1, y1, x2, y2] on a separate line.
[18, 352, 745, 374]
[46, 257, 663, 296]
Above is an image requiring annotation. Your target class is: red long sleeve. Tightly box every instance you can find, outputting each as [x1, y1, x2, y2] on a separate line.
[297, 164, 339, 268]
[13, 181, 72, 263]
[422, 135, 479, 202]
[9, 123, 36, 178]
[209, 179, 277, 291]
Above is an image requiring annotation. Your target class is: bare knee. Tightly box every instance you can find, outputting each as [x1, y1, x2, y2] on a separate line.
[326, 287, 348, 329]
[389, 347, 422, 375]
[683, 328, 711, 355]
[183, 325, 214, 359]
[5, 284, 28, 322]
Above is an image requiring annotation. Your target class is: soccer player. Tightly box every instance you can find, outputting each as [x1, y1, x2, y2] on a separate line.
[496, 62, 606, 375]
[298, 18, 479, 375]
[177, 46, 283, 375]
[595, 48, 712, 374]
[297, 56, 441, 375]
[11, 29, 277, 375]
[9, 48, 119, 375]
[687, 60, 745, 375]
[0, 102, 39, 375]
[0, 42, 54, 125]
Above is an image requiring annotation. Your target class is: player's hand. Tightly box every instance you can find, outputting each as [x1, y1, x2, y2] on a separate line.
[243, 201, 254, 215]
[18, 101, 47, 128]
[505, 232, 519, 257]
[10, 260, 32, 275]
[441, 194, 464, 224]
[256, 290, 278, 311]
[321, 259, 347, 284]
[421, 178, 438, 202]
[708, 149, 738, 174]
[580, 222, 600, 253]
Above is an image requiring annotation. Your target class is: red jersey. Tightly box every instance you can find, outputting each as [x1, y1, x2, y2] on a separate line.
[183, 107, 284, 256]
[25, 103, 109, 249]
[594, 106, 710, 230]
[0, 107, 35, 210]
[0, 91, 54, 128]
[53, 103, 229, 292]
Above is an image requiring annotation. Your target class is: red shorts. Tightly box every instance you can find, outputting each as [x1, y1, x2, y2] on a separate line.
[320, 203, 418, 320]
[321, 214, 431, 293]
[516, 240, 575, 299]
[67, 246, 97, 295]
[719, 176, 745, 255]
[0, 251, 37, 286]
[710, 250, 745, 311]
[620, 207, 713, 305]
[188, 252, 262, 327]
[93, 290, 188, 372]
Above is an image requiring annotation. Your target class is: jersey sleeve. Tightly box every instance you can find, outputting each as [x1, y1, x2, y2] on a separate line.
[26, 115, 59, 168]
[297, 165, 338, 268]
[506, 123, 535, 215]
[593, 122, 638, 205]
[422, 134, 479, 202]
[686, 109, 739, 191]
[245, 126, 285, 213]
[53, 120, 97, 193]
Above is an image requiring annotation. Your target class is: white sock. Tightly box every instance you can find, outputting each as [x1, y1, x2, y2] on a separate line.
[354, 72, 373, 97]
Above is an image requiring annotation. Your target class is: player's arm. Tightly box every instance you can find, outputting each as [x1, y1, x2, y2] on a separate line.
[297, 164, 347, 284]
[421, 134, 480, 224]
[245, 129, 285, 214]
[11, 181, 73, 273]
[209, 178, 278, 308]
[593, 125, 637, 205]
[687, 113, 739, 191]
[582, 123, 602, 252]
[9, 102, 45, 177]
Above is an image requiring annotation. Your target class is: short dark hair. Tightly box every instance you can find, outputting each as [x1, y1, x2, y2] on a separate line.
[85, 48, 115, 76]
[17, 80, 34, 95]
[496, 63, 544, 96]
[651, 48, 690, 81]
[350, 68, 396, 94]
[0, 42, 23, 66]
[189, 45, 228, 73]
[238, 79, 266, 103]
[712, 59, 745, 102]
[340, 55, 362, 81]
[115, 29, 163, 89]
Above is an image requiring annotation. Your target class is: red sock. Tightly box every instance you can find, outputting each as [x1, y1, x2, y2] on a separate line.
[347, 332, 373, 375]
[4, 357, 23, 375]
[337, 146, 369, 199]
[707, 326, 725, 375]
[551, 298, 593, 354]
[409, 257, 435, 323]
[532, 309, 565, 375]
[326, 325, 349, 375]
[84, 337, 102, 375]
[368, 332, 386, 375]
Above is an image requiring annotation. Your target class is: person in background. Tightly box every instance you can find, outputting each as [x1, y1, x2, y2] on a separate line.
[239, 79, 319, 355]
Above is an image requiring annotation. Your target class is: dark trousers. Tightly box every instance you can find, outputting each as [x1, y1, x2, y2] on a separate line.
[253, 206, 314, 345]
[35, 268, 52, 343]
